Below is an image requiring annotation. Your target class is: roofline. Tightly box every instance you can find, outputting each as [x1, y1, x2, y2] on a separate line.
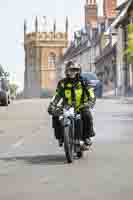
[112, 0, 132, 28]
[116, 0, 128, 11]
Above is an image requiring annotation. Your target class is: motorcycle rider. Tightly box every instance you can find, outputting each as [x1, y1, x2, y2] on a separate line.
[48, 61, 96, 149]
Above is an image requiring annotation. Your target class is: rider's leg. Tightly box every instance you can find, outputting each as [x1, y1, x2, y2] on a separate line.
[52, 116, 64, 146]
[81, 108, 96, 145]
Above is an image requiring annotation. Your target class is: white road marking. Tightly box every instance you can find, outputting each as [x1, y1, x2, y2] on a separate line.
[11, 139, 24, 149]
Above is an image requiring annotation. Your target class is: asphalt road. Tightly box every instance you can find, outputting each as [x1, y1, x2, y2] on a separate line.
[0, 98, 133, 200]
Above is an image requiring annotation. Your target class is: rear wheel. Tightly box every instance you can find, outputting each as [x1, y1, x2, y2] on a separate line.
[64, 126, 73, 163]
[75, 119, 83, 159]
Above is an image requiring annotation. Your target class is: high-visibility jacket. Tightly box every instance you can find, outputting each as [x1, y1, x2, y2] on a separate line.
[52, 78, 95, 111]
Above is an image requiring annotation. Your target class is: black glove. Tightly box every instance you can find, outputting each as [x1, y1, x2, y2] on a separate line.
[48, 103, 56, 115]
[54, 107, 63, 116]
[87, 101, 95, 109]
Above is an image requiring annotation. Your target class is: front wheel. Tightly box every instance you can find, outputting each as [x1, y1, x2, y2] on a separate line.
[64, 126, 73, 163]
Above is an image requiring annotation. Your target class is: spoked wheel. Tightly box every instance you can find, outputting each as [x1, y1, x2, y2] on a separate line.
[75, 120, 83, 159]
[64, 126, 73, 163]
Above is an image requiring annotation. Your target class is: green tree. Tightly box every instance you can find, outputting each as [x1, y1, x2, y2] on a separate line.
[0, 64, 10, 78]
[9, 83, 18, 97]
[0, 65, 4, 77]
[124, 24, 133, 63]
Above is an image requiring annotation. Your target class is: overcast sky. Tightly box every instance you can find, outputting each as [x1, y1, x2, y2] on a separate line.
[0, 0, 124, 90]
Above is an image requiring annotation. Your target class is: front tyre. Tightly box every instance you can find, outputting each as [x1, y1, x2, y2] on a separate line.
[64, 126, 73, 163]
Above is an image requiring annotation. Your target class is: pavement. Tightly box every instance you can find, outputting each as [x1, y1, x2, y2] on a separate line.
[0, 98, 133, 200]
[103, 88, 133, 99]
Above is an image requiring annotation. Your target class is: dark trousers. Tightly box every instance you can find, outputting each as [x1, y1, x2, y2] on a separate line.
[52, 116, 64, 140]
[52, 108, 95, 141]
[80, 108, 94, 140]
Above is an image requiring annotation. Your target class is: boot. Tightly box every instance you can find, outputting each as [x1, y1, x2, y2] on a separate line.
[58, 138, 63, 147]
[81, 138, 92, 151]
[84, 138, 92, 146]
[89, 130, 96, 137]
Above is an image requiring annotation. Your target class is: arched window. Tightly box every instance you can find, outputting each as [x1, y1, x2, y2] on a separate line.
[48, 52, 56, 67]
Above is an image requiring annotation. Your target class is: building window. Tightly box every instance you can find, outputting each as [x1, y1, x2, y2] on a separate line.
[48, 52, 56, 67]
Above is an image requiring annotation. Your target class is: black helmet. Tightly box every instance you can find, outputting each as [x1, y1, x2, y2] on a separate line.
[65, 61, 81, 79]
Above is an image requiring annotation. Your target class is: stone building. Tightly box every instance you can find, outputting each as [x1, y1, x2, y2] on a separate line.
[114, 0, 133, 96]
[95, 43, 117, 94]
[95, 15, 118, 93]
[96, 0, 133, 96]
[24, 17, 68, 98]
[93, 0, 118, 94]
[57, 0, 119, 96]
[57, 0, 101, 79]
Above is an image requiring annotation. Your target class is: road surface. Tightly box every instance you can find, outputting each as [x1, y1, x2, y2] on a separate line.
[0, 98, 133, 200]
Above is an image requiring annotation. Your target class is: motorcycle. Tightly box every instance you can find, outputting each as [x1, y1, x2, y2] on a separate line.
[53, 105, 84, 163]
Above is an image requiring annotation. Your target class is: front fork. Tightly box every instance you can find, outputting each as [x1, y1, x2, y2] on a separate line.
[74, 118, 82, 153]
[63, 116, 82, 153]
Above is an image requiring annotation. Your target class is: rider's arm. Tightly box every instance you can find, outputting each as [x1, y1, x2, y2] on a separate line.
[88, 87, 95, 102]
[83, 85, 96, 108]
[87, 87, 96, 108]
[50, 80, 64, 106]
[48, 80, 64, 115]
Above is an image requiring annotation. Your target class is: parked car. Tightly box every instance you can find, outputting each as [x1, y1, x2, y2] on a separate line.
[80, 72, 103, 98]
[0, 78, 10, 106]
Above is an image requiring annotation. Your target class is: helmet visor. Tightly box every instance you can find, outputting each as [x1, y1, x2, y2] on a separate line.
[65, 67, 80, 78]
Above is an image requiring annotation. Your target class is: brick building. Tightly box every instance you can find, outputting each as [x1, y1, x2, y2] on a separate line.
[103, 0, 117, 19]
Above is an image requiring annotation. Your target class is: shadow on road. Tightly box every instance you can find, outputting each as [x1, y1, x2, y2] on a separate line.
[0, 154, 67, 166]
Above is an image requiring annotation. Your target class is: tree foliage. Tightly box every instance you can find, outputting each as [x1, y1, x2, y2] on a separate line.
[9, 83, 18, 97]
[124, 23, 133, 63]
[0, 65, 4, 77]
[0, 64, 10, 78]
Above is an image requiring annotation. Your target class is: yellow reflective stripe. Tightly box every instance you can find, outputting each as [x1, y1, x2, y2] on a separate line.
[64, 83, 72, 105]
[65, 90, 72, 105]
[66, 83, 72, 87]
[89, 88, 95, 99]
[75, 88, 83, 108]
